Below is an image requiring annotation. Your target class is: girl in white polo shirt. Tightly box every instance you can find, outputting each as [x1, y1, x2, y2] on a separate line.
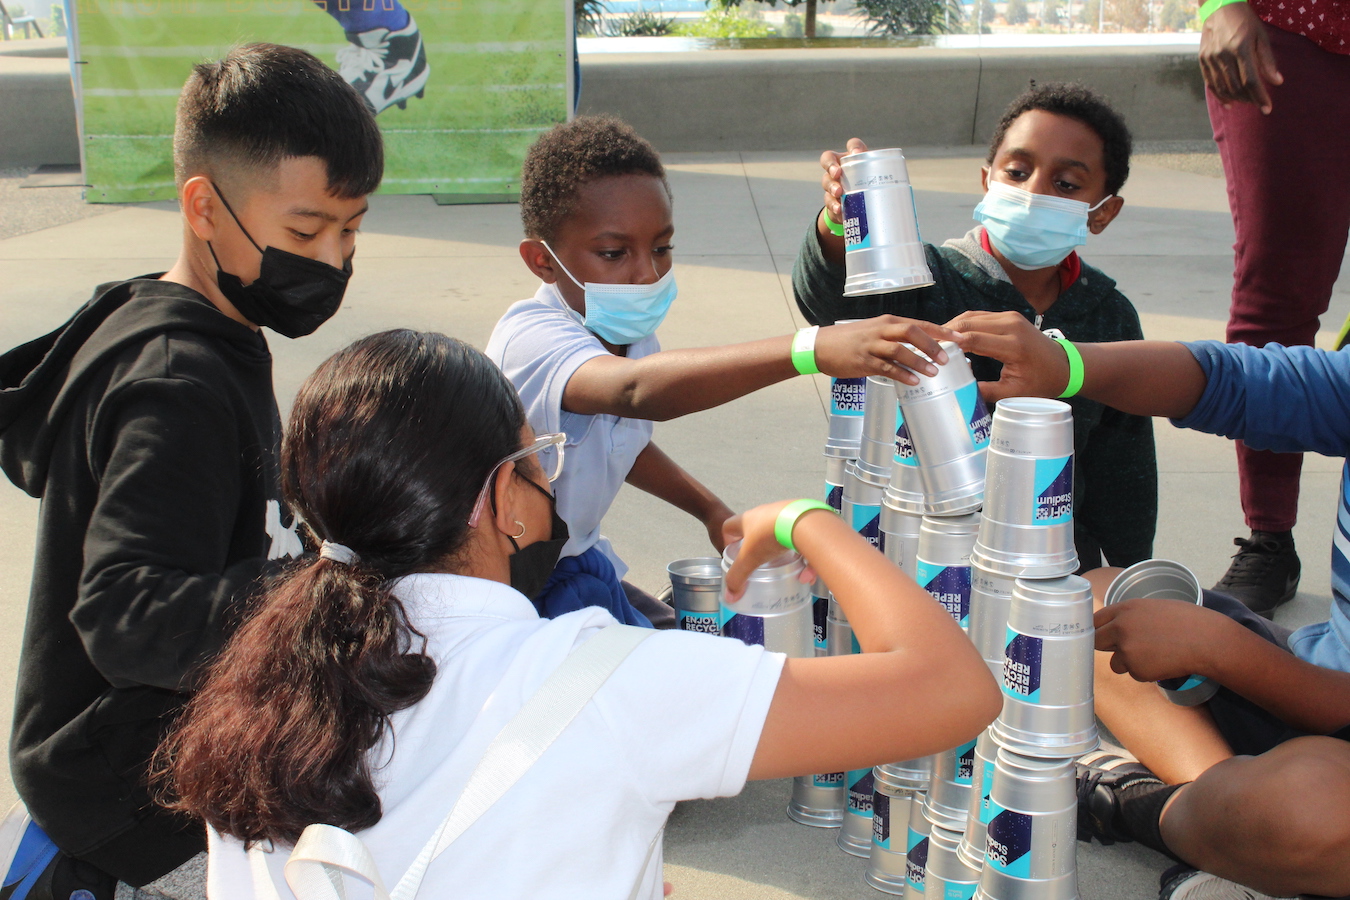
[487, 115, 959, 628]
[159, 329, 999, 900]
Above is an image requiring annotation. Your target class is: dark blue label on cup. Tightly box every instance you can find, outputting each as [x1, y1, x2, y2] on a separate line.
[843, 192, 871, 250]
[852, 502, 882, 549]
[917, 561, 971, 627]
[895, 407, 919, 466]
[847, 768, 875, 816]
[826, 480, 844, 512]
[722, 613, 765, 647]
[957, 381, 993, 449]
[873, 791, 891, 848]
[678, 609, 721, 635]
[813, 595, 828, 651]
[831, 377, 867, 415]
[906, 830, 929, 886]
[814, 771, 844, 789]
[957, 739, 977, 784]
[1003, 628, 1043, 703]
[986, 803, 1033, 877]
[1033, 456, 1074, 524]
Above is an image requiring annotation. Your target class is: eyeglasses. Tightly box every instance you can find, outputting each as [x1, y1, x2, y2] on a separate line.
[467, 432, 566, 528]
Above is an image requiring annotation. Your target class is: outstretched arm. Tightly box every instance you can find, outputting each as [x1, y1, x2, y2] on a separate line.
[563, 316, 956, 421]
[946, 310, 1208, 419]
[624, 441, 734, 553]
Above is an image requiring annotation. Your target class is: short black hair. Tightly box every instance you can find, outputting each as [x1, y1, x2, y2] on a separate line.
[986, 82, 1132, 196]
[174, 43, 383, 198]
[520, 115, 670, 242]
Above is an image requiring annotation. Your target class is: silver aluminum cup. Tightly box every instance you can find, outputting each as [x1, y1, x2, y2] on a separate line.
[972, 398, 1078, 579]
[894, 342, 990, 514]
[667, 558, 723, 636]
[976, 751, 1079, 900]
[916, 513, 982, 630]
[720, 599, 814, 659]
[886, 401, 927, 515]
[826, 376, 868, 458]
[923, 739, 976, 831]
[789, 773, 844, 828]
[867, 783, 919, 895]
[902, 789, 931, 900]
[811, 588, 830, 658]
[840, 148, 936, 297]
[839, 765, 876, 857]
[958, 730, 999, 871]
[859, 376, 901, 479]
[970, 563, 1017, 666]
[928, 825, 982, 900]
[991, 576, 1099, 759]
[813, 454, 850, 623]
[720, 540, 810, 617]
[827, 596, 860, 657]
[843, 460, 885, 551]
[1102, 560, 1219, 706]
[881, 497, 924, 579]
[876, 760, 929, 794]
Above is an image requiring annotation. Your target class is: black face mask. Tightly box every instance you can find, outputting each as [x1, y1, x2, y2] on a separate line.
[507, 477, 570, 603]
[206, 184, 351, 339]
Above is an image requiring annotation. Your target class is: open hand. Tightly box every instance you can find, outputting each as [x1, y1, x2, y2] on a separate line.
[819, 137, 869, 228]
[814, 316, 957, 385]
[944, 310, 1068, 402]
[1199, 2, 1283, 113]
[1094, 598, 1232, 683]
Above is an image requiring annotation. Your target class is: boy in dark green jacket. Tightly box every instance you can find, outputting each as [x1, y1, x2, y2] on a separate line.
[793, 82, 1155, 569]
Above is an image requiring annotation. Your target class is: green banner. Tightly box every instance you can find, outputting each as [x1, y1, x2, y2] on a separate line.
[73, 0, 569, 202]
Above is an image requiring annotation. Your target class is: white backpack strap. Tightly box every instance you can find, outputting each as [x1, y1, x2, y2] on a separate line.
[252, 624, 652, 900]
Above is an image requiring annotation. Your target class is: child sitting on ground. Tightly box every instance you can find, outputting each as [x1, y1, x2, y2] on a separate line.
[486, 116, 955, 626]
[793, 82, 1157, 572]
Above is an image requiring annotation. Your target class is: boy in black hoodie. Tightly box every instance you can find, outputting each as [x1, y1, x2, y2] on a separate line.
[793, 82, 1156, 571]
[0, 44, 381, 899]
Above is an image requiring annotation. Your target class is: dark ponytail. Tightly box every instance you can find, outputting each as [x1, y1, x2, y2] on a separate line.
[159, 330, 526, 845]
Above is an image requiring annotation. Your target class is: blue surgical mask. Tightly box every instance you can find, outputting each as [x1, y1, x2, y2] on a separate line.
[973, 181, 1113, 271]
[541, 241, 678, 346]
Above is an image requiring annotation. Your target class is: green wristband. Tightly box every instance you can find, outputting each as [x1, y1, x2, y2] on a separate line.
[822, 208, 845, 237]
[1198, 0, 1244, 22]
[791, 326, 821, 375]
[1054, 338, 1085, 399]
[774, 499, 836, 552]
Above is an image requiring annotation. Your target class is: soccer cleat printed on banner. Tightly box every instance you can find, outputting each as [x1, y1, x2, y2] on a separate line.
[336, 15, 431, 115]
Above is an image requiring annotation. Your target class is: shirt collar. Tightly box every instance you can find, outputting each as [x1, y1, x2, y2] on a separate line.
[978, 226, 1082, 293]
[390, 572, 540, 621]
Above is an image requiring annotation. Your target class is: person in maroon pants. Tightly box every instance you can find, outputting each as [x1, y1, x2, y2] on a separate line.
[1202, 0, 1350, 617]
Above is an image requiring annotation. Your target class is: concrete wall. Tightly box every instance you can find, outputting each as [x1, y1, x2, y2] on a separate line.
[0, 42, 1209, 169]
[578, 45, 1209, 152]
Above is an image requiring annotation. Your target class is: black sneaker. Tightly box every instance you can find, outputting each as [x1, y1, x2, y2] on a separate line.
[336, 15, 431, 115]
[1159, 863, 1290, 900]
[1075, 749, 1164, 846]
[1213, 530, 1300, 618]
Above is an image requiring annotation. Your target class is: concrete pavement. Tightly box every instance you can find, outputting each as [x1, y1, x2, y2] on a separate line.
[1, 145, 1347, 898]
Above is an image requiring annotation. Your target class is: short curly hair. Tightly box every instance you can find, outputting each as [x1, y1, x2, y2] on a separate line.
[520, 116, 670, 242]
[986, 82, 1132, 196]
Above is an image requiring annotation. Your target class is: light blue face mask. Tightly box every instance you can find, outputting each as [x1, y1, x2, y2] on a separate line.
[541, 241, 678, 346]
[972, 180, 1113, 271]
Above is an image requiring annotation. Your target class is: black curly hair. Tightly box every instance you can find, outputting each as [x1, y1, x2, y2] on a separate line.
[520, 115, 670, 242]
[986, 82, 1133, 196]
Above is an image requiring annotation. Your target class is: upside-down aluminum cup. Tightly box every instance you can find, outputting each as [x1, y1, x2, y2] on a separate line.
[970, 564, 1017, 668]
[975, 751, 1079, 900]
[928, 825, 982, 900]
[1103, 560, 1220, 706]
[972, 398, 1078, 579]
[843, 459, 885, 551]
[894, 342, 991, 515]
[839, 148, 936, 297]
[839, 764, 877, 857]
[789, 770, 844, 829]
[667, 558, 723, 636]
[858, 376, 901, 482]
[886, 401, 928, 516]
[957, 730, 1000, 871]
[813, 453, 850, 643]
[902, 788, 931, 900]
[720, 540, 811, 617]
[867, 773, 921, 895]
[924, 739, 976, 832]
[881, 497, 924, 579]
[991, 576, 1099, 759]
[877, 758, 930, 791]
[827, 372, 868, 459]
[916, 513, 982, 630]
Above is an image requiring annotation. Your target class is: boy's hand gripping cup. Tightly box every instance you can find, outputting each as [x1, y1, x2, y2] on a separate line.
[991, 575, 1099, 759]
[893, 342, 991, 516]
[975, 751, 1080, 900]
[718, 541, 812, 655]
[971, 398, 1079, 579]
[1102, 560, 1219, 706]
[839, 148, 936, 297]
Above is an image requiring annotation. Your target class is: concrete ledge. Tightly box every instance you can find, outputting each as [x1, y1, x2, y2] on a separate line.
[0, 47, 79, 167]
[578, 46, 1209, 152]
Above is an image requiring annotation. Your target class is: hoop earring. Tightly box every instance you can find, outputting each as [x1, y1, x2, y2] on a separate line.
[511, 521, 527, 539]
